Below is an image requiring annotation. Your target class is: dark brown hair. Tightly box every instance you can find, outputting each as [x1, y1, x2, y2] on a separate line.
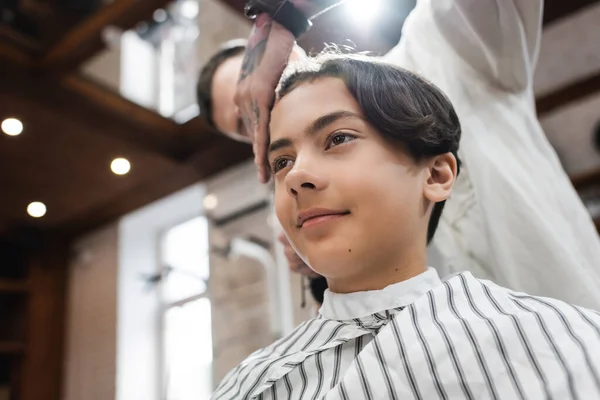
[196, 39, 247, 131]
[277, 54, 462, 244]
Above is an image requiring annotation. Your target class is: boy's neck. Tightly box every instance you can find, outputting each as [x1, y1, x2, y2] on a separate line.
[326, 259, 428, 294]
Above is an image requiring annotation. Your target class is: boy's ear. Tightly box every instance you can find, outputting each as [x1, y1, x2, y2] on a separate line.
[423, 153, 457, 203]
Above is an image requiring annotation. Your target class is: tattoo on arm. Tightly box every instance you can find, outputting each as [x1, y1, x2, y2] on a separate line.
[239, 13, 272, 82]
[252, 99, 260, 123]
[239, 0, 345, 81]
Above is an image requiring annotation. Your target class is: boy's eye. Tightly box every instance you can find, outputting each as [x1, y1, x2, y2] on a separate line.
[271, 158, 293, 174]
[326, 132, 356, 149]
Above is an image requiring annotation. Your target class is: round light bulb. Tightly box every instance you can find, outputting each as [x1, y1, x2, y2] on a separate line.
[180, 0, 199, 19]
[27, 202, 46, 218]
[346, 0, 382, 25]
[153, 9, 168, 23]
[111, 158, 131, 175]
[203, 194, 219, 210]
[2, 118, 23, 136]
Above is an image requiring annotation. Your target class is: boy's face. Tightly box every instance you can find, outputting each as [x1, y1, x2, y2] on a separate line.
[269, 77, 444, 293]
[210, 47, 305, 142]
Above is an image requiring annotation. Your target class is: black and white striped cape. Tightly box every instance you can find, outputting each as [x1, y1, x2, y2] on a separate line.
[212, 272, 600, 400]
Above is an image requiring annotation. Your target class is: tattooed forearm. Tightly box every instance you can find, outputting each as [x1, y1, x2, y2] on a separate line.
[239, 13, 272, 82]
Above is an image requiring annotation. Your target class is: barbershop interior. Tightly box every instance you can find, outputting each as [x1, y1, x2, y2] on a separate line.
[1, 0, 600, 399]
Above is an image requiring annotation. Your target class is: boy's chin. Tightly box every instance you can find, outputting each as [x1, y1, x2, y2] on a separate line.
[303, 247, 361, 279]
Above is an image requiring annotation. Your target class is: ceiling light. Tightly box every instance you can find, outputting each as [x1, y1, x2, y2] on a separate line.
[346, 0, 382, 24]
[111, 158, 131, 175]
[203, 194, 218, 210]
[27, 202, 46, 218]
[180, 0, 199, 19]
[153, 9, 168, 23]
[101, 25, 123, 49]
[1, 118, 23, 136]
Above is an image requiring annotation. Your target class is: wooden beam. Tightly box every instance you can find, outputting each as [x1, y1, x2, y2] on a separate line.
[20, 239, 69, 400]
[177, 116, 222, 159]
[536, 71, 600, 116]
[40, 0, 172, 73]
[52, 76, 217, 161]
[59, 135, 252, 237]
[0, 62, 186, 160]
[0, 26, 41, 58]
[0, 36, 34, 66]
[0, 279, 29, 293]
[61, 74, 179, 137]
[0, 341, 26, 354]
[0, 54, 215, 161]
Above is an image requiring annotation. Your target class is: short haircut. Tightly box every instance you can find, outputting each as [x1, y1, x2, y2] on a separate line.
[196, 39, 247, 131]
[277, 54, 462, 244]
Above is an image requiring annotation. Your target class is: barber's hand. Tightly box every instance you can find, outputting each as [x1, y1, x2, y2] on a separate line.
[235, 13, 295, 183]
[278, 232, 322, 279]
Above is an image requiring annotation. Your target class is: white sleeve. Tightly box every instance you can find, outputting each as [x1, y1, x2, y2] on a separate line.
[429, 0, 543, 92]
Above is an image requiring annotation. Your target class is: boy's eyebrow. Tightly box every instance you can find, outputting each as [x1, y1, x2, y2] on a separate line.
[268, 111, 363, 155]
[306, 111, 362, 136]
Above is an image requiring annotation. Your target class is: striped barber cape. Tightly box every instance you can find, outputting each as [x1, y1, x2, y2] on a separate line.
[211, 268, 600, 400]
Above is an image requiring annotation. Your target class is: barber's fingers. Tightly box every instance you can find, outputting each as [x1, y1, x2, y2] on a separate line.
[277, 231, 288, 245]
[235, 85, 272, 182]
[253, 101, 271, 183]
[235, 87, 256, 142]
[282, 241, 323, 279]
[281, 237, 303, 268]
[249, 23, 294, 182]
[291, 263, 322, 279]
[274, 214, 324, 280]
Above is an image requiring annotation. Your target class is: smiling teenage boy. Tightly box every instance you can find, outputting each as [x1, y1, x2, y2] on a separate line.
[231, 0, 600, 311]
[211, 55, 600, 400]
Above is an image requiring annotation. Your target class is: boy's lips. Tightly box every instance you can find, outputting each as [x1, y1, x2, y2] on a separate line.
[297, 208, 350, 227]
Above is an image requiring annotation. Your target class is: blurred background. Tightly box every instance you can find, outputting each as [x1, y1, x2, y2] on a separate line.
[0, 0, 599, 399]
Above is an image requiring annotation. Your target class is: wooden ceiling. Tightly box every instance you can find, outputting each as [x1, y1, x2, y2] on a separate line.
[1, 0, 599, 242]
[0, 0, 252, 241]
[0, 61, 251, 237]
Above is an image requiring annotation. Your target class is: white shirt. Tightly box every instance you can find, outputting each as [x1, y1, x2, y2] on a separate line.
[212, 268, 600, 399]
[381, 0, 600, 309]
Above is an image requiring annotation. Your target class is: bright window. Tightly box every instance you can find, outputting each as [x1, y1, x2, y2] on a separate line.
[160, 216, 212, 399]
